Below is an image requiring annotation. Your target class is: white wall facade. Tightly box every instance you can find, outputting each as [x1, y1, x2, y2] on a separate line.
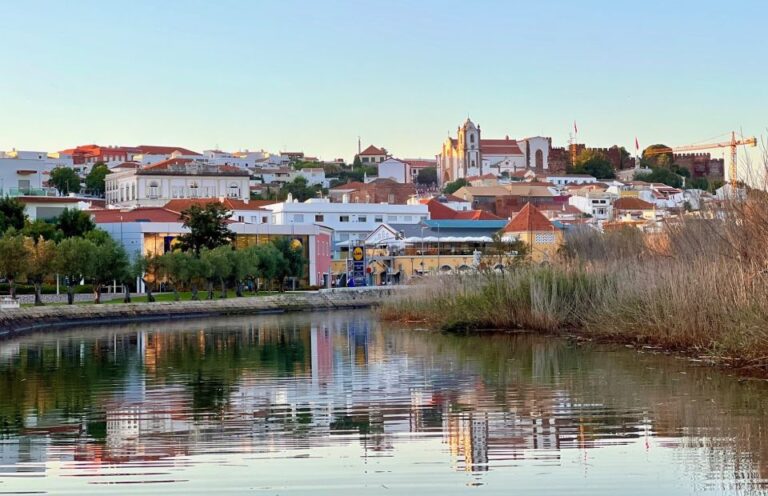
[106, 170, 250, 207]
[377, 159, 407, 183]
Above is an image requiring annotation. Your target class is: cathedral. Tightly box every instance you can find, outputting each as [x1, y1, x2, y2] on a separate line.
[437, 118, 551, 184]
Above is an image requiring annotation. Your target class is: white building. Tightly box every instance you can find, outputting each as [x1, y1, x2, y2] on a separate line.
[568, 191, 614, 221]
[0, 151, 69, 196]
[546, 174, 598, 187]
[264, 198, 429, 257]
[377, 158, 408, 183]
[105, 158, 250, 207]
[437, 119, 551, 184]
[292, 167, 328, 187]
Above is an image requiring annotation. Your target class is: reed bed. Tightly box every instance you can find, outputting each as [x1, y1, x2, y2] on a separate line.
[381, 187, 768, 366]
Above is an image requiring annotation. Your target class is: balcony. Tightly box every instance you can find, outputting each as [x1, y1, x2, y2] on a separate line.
[4, 187, 58, 197]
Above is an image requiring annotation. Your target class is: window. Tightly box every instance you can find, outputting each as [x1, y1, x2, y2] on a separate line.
[228, 182, 240, 198]
[362, 157, 369, 163]
[403, 215, 413, 222]
[534, 233, 555, 244]
[358, 215, 367, 222]
[340, 215, 350, 222]
[262, 216, 269, 224]
[315, 214, 324, 222]
[470, 134, 475, 143]
[293, 214, 304, 223]
[387, 215, 397, 222]
[189, 182, 199, 198]
[147, 180, 159, 198]
[374, 215, 383, 223]
[388, 193, 395, 203]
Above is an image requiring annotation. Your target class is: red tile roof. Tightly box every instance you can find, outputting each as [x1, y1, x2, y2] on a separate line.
[502, 203, 555, 233]
[135, 145, 201, 156]
[359, 145, 385, 156]
[142, 158, 194, 171]
[426, 199, 500, 220]
[91, 207, 182, 223]
[480, 139, 523, 155]
[614, 197, 654, 210]
[164, 198, 275, 212]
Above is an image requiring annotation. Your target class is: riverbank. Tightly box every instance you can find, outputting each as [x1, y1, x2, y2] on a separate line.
[380, 260, 768, 373]
[0, 287, 397, 337]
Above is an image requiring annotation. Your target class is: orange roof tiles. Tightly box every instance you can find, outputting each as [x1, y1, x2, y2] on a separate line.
[135, 145, 201, 156]
[613, 197, 654, 210]
[164, 198, 275, 213]
[359, 145, 385, 156]
[502, 203, 555, 233]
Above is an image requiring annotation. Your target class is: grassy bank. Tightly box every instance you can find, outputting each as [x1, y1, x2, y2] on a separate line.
[381, 192, 768, 368]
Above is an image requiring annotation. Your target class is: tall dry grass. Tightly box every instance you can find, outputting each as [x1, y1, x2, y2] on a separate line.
[382, 170, 768, 365]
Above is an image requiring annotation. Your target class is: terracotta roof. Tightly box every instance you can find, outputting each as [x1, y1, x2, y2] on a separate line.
[614, 197, 654, 210]
[113, 161, 140, 169]
[164, 198, 275, 213]
[359, 145, 385, 156]
[502, 203, 555, 233]
[142, 158, 194, 171]
[91, 207, 182, 223]
[480, 139, 523, 156]
[403, 159, 436, 168]
[426, 199, 500, 220]
[330, 181, 366, 191]
[135, 145, 201, 156]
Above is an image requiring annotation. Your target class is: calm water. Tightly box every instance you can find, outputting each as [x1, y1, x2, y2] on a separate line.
[1, 310, 768, 495]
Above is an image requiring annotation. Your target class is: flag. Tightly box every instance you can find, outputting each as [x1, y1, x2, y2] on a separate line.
[573, 121, 578, 134]
[635, 137, 640, 151]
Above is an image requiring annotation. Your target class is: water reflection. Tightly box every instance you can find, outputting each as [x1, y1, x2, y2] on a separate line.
[0, 310, 767, 494]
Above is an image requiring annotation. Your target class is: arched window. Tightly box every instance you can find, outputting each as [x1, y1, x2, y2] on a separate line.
[470, 133, 475, 144]
[228, 182, 240, 198]
[535, 149, 544, 168]
[147, 180, 159, 199]
[189, 181, 199, 198]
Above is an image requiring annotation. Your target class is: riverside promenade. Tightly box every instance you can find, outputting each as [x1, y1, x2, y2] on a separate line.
[0, 287, 400, 337]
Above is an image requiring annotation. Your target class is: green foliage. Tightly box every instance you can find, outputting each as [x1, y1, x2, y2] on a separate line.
[635, 167, 684, 188]
[0, 198, 28, 233]
[443, 178, 469, 195]
[568, 149, 615, 179]
[57, 208, 95, 238]
[24, 238, 57, 305]
[85, 162, 110, 196]
[272, 237, 305, 290]
[176, 203, 234, 254]
[83, 238, 129, 303]
[23, 219, 59, 243]
[352, 155, 362, 168]
[0, 232, 29, 297]
[55, 237, 96, 304]
[279, 177, 323, 202]
[416, 167, 438, 185]
[49, 167, 81, 195]
[253, 243, 283, 289]
[641, 144, 674, 168]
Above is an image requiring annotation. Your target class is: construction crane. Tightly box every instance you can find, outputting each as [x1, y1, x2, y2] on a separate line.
[644, 132, 757, 186]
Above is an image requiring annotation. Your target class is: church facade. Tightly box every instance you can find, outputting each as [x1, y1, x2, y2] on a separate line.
[437, 118, 551, 184]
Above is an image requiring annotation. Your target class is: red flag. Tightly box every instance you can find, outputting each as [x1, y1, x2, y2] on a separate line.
[573, 121, 578, 134]
[635, 137, 640, 151]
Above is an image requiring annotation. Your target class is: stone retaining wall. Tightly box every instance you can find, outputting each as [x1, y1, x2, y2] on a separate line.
[0, 287, 400, 338]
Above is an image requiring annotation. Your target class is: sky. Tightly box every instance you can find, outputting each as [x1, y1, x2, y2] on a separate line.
[1, 0, 767, 164]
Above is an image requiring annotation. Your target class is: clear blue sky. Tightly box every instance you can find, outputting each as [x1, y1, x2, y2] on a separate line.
[2, 0, 766, 162]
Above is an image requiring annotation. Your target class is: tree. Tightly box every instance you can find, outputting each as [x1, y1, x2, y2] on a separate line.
[85, 162, 110, 196]
[54, 237, 94, 305]
[176, 203, 234, 254]
[0, 198, 27, 234]
[279, 177, 322, 202]
[83, 238, 129, 304]
[158, 251, 190, 301]
[569, 149, 615, 179]
[57, 208, 95, 238]
[200, 246, 232, 298]
[0, 232, 29, 299]
[25, 237, 57, 306]
[272, 237, 306, 291]
[635, 167, 684, 188]
[49, 167, 81, 195]
[443, 178, 469, 195]
[254, 244, 282, 291]
[641, 144, 674, 168]
[229, 246, 260, 296]
[416, 167, 438, 186]
[487, 232, 529, 270]
[135, 253, 162, 302]
[23, 219, 59, 243]
[352, 155, 362, 168]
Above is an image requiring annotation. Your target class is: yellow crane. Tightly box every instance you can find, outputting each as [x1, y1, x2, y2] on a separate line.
[644, 132, 757, 185]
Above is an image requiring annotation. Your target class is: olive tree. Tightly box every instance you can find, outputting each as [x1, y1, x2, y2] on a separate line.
[54, 237, 94, 304]
[25, 237, 57, 306]
[0, 231, 29, 299]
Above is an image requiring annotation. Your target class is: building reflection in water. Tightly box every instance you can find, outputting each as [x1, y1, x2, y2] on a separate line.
[0, 309, 767, 492]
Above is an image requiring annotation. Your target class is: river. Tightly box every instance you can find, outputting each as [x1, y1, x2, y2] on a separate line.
[1, 309, 767, 494]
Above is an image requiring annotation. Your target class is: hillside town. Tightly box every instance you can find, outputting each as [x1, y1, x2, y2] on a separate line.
[0, 118, 755, 290]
